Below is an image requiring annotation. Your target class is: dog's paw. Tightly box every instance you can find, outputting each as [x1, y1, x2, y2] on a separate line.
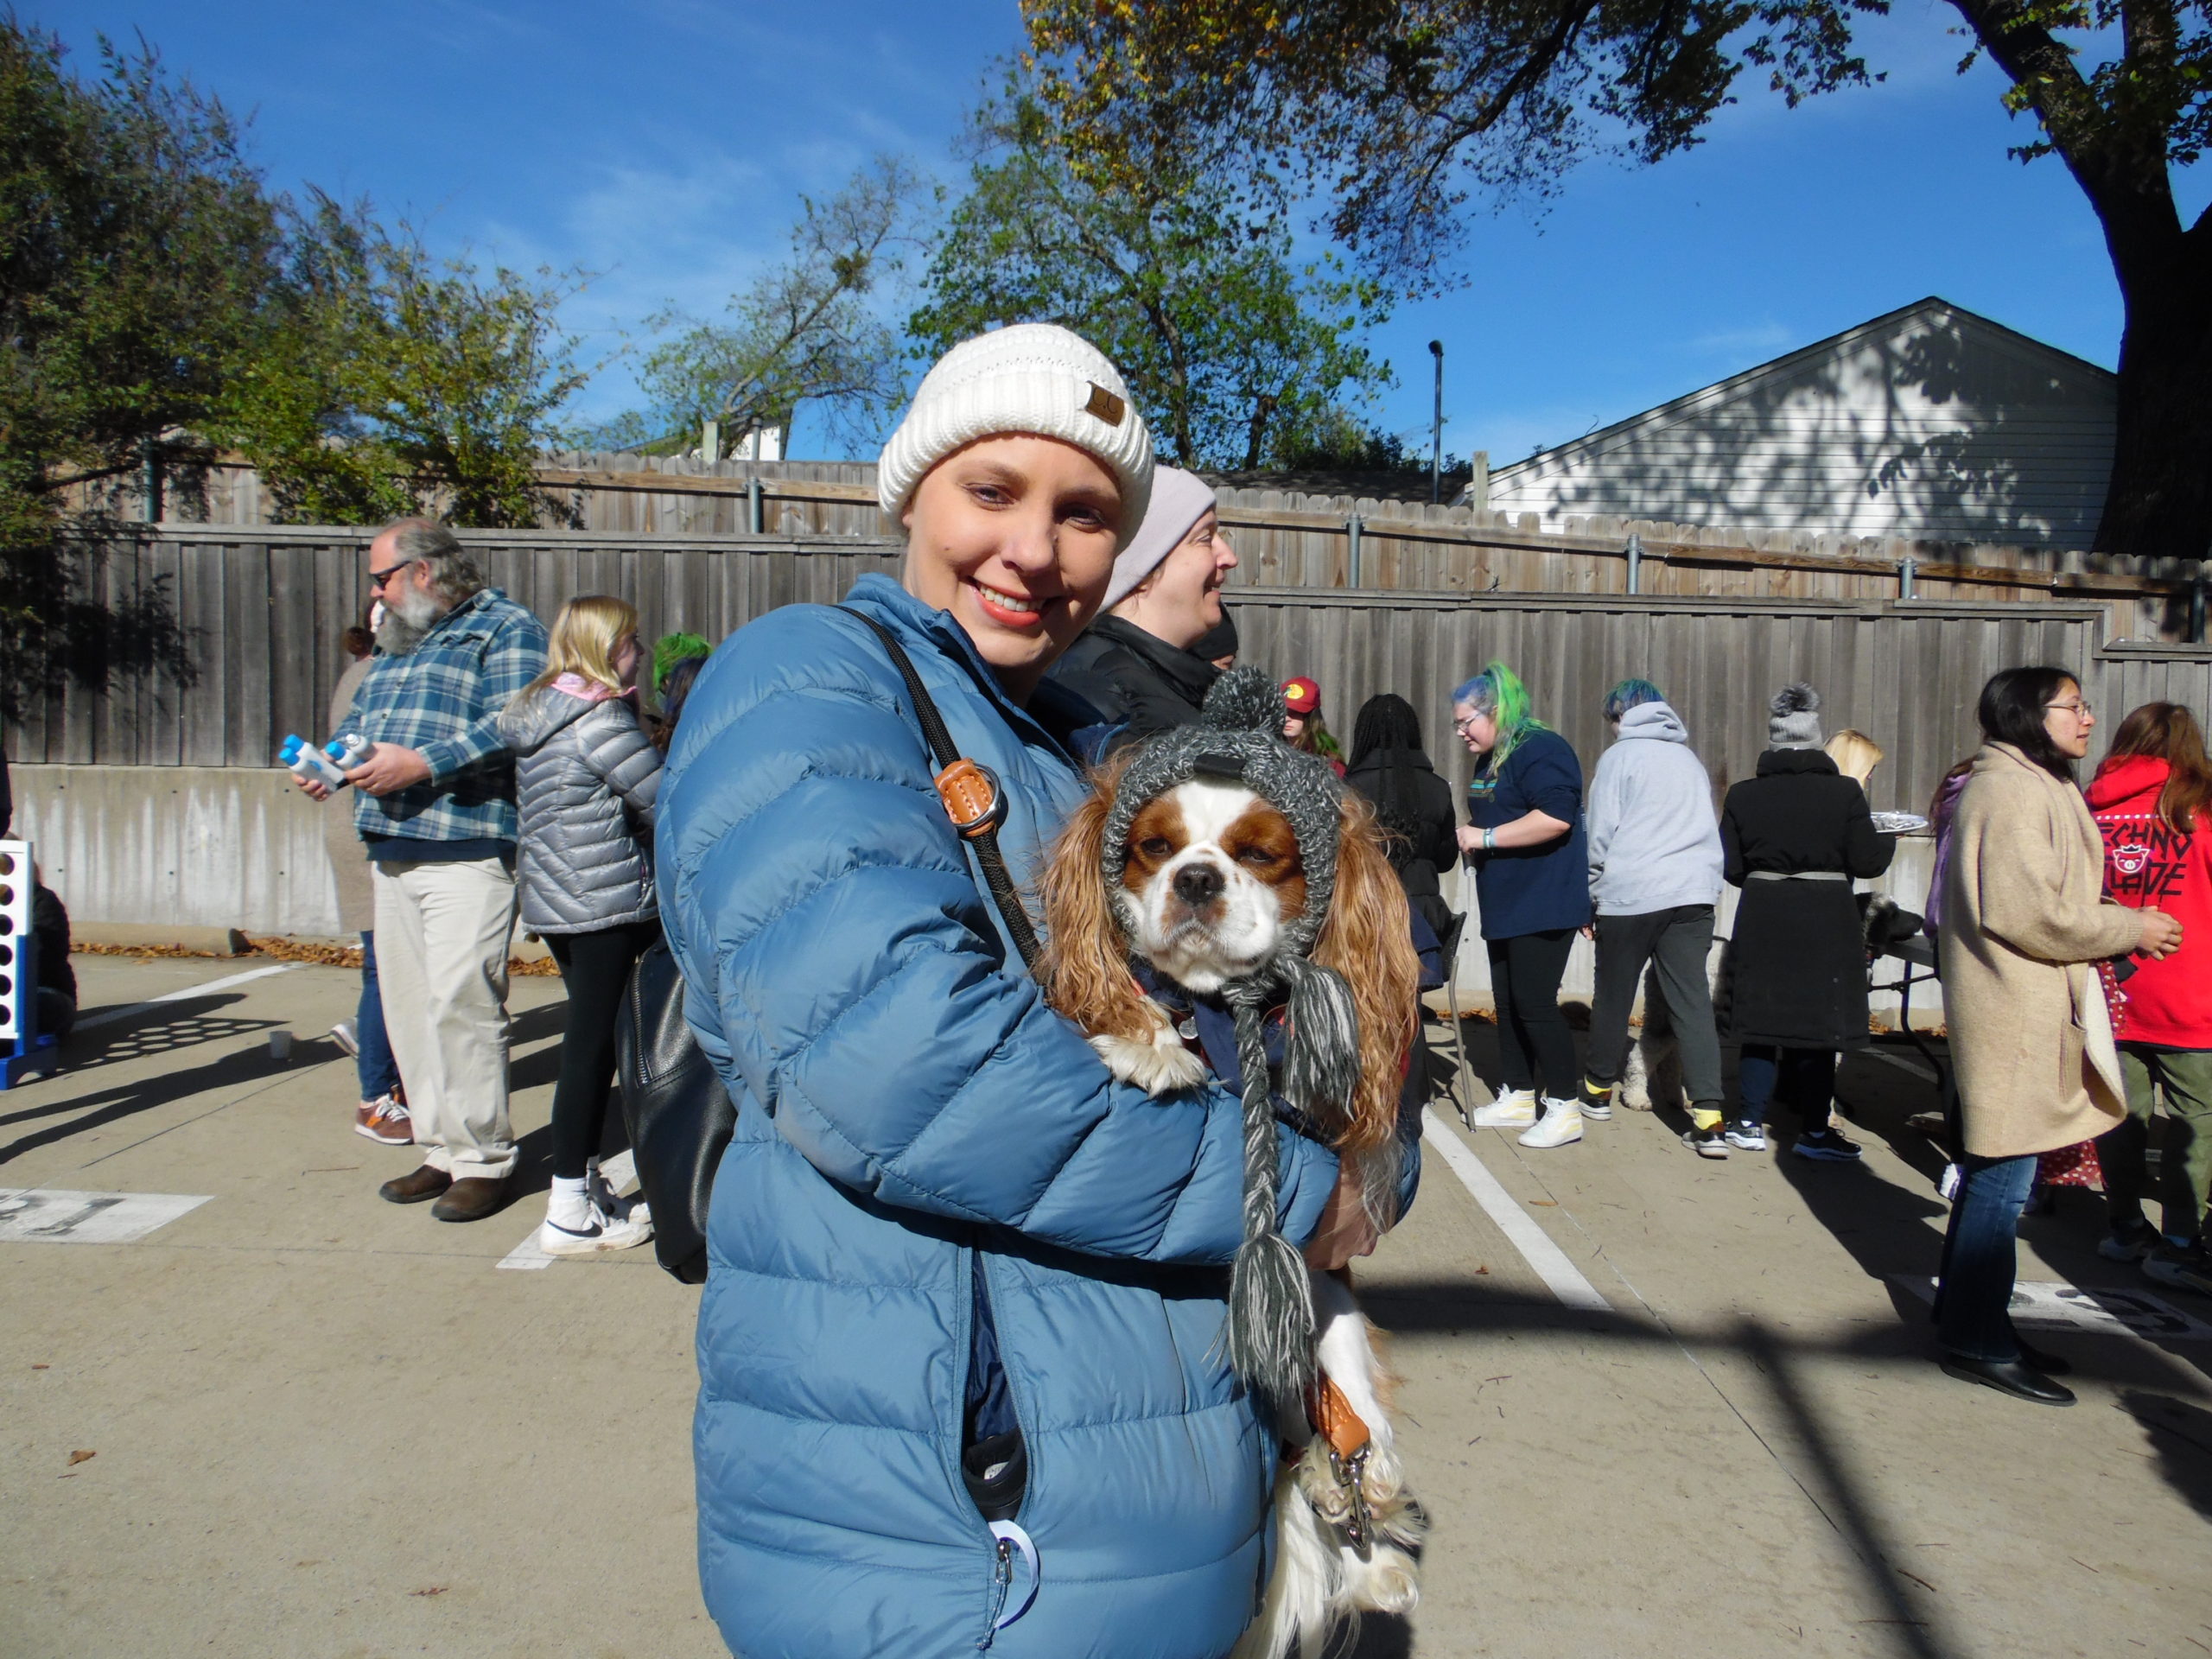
[1089, 1031, 1208, 1096]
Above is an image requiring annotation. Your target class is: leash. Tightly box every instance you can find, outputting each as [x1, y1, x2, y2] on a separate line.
[838, 608, 1044, 974]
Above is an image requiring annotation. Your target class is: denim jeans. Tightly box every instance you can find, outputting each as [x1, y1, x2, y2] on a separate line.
[355, 930, 402, 1102]
[1933, 1152, 2039, 1363]
[1737, 1045, 1836, 1126]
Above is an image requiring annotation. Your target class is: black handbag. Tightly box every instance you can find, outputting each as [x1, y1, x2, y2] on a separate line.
[615, 938, 728, 1284]
[613, 607, 1043, 1285]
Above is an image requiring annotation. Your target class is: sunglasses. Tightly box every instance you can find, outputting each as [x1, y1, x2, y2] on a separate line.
[367, 559, 420, 592]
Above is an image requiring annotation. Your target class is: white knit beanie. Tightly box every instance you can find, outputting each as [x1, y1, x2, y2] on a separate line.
[877, 323, 1154, 548]
[1103, 467, 1219, 609]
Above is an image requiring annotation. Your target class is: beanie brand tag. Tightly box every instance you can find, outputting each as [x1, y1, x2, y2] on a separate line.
[1192, 750, 1245, 781]
[1084, 384, 1126, 427]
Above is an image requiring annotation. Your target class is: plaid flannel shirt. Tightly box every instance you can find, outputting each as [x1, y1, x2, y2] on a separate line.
[346, 588, 549, 848]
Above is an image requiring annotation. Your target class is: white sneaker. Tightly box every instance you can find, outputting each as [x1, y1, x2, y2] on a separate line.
[1517, 1099, 1584, 1148]
[1471, 1089, 1539, 1128]
[538, 1201, 654, 1257]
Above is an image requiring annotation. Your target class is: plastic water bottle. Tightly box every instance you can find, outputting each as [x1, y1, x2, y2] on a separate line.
[325, 733, 372, 773]
[279, 735, 347, 791]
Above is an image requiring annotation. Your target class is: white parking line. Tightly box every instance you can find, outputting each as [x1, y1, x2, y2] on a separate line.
[74, 963, 302, 1033]
[1420, 1109, 1611, 1311]
[0, 1187, 212, 1243]
[497, 1149, 639, 1270]
[1864, 1046, 1938, 1084]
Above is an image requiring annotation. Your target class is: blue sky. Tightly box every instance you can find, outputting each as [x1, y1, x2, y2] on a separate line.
[37, 0, 2205, 464]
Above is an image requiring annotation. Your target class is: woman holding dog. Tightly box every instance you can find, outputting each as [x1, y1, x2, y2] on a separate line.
[658, 325, 1373, 1658]
[1453, 662, 1593, 1149]
[1936, 668, 2182, 1404]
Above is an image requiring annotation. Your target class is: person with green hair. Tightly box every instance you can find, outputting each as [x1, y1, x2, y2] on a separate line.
[1452, 661, 1592, 1149]
[653, 632, 712, 695]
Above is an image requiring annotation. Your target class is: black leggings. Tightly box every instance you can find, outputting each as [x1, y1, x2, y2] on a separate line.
[1488, 927, 1579, 1100]
[545, 918, 663, 1180]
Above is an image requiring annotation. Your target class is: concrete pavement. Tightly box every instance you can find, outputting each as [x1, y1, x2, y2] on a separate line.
[4, 956, 2210, 1656]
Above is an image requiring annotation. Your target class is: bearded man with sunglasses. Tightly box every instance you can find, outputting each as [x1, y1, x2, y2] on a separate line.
[297, 518, 549, 1222]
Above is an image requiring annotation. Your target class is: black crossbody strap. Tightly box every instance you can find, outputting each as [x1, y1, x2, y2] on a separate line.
[838, 607, 1045, 974]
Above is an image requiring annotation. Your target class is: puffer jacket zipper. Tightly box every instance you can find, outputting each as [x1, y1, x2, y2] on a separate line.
[970, 1243, 1036, 1649]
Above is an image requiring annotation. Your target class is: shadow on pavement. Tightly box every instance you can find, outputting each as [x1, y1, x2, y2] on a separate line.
[2114, 1389, 2212, 1520]
[47, 994, 277, 1078]
[0, 1028, 314, 1166]
[1364, 1274, 2212, 1658]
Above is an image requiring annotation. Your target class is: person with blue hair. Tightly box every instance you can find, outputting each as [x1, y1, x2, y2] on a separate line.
[1582, 678, 1730, 1154]
[1452, 662, 1592, 1148]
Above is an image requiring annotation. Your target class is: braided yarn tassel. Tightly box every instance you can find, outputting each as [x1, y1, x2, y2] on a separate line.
[1227, 984, 1316, 1411]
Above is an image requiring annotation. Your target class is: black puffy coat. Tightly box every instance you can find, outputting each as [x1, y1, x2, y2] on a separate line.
[1721, 748, 1894, 1048]
[1345, 746, 1459, 939]
[1046, 614, 1218, 747]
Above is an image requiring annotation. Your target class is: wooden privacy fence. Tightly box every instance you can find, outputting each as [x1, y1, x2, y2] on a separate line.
[30, 525, 2212, 817]
[122, 452, 2195, 636]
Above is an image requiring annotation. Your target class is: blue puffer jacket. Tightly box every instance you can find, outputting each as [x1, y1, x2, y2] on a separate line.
[659, 575, 1342, 1659]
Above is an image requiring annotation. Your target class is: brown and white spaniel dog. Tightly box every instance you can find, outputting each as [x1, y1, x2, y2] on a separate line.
[1038, 751, 1427, 1659]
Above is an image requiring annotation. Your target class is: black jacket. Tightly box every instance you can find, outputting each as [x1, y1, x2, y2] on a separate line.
[1720, 748, 1894, 1048]
[1345, 747, 1459, 938]
[1046, 616, 1218, 748]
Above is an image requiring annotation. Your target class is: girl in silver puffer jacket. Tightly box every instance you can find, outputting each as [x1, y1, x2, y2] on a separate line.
[499, 594, 664, 1255]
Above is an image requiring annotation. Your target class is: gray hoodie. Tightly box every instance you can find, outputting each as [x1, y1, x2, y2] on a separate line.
[1586, 702, 1725, 916]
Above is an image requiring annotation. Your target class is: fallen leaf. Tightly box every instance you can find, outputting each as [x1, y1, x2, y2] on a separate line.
[1528, 1199, 1558, 1207]
[67, 1449, 94, 1466]
[30, 1363, 48, 1370]
[410, 1586, 448, 1598]
[1474, 1265, 1491, 1274]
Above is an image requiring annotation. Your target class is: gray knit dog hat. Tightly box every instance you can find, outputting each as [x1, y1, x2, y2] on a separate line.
[1100, 667, 1363, 1410]
[1769, 682, 1823, 749]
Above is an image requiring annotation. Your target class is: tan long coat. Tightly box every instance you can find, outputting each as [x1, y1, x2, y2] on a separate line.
[1938, 742, 2142, 1158]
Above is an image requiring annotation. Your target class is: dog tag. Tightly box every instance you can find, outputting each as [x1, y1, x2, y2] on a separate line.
[1176, 1016, 1198, 1041]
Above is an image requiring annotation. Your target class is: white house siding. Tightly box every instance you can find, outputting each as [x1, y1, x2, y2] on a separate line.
[1484, 299, 2117, 550]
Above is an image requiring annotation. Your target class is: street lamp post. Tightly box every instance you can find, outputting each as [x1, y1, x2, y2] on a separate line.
[1427, 340, 1445, 505]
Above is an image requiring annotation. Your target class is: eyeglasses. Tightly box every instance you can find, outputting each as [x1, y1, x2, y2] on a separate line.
[367, 559, 420, 592]
[1452, 714, 1484, 733]
[2044, 700, 2094, 718]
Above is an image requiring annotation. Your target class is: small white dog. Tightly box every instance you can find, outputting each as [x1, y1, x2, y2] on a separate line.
[1040, 758, 1426, 1659]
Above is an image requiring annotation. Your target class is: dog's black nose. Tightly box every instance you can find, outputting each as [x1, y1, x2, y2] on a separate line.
[1173, 862, 1225, 906]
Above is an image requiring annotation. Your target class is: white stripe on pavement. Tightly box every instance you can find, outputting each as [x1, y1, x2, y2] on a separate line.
[1863, 1046, 1938, 1084]
[1420, 1108, 1612, 1312]
[497, 1149, 639, 1270]
[74, 963, 302, 1033]
[0, 1187, 212, 1243]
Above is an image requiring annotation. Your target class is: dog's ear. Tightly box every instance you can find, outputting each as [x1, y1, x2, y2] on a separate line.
[1313, 791, 1421, 1166]
[1037, 751, 1158, 1044]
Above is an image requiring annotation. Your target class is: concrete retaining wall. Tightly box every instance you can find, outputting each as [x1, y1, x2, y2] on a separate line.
[15, 764, 343, 938]
[15, 760, 1946, 1023]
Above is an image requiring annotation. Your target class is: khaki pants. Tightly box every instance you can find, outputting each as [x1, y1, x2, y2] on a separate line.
[372, 857, 518, 1180]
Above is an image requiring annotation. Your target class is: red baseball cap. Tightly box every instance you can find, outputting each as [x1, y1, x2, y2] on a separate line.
[1281, 677, 1321, 715]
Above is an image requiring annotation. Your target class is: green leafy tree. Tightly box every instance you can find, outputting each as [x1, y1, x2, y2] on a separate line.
[1023, 0, 2212, 558]
[219, 193, 589, 528]
[911, 96, 1395, 470]
[594, 156, 930, 454]
[0, 22, 276, 706]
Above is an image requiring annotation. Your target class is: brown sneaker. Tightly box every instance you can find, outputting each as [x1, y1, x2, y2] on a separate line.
[431, 1176, 508, 1224]
[353, 1096, 413, 1145]
[379, 1164, 452, 1205]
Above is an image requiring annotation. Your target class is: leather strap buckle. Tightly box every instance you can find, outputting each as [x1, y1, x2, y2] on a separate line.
[937, 759, 1007, 841]
[1309, 1376, 1372, 1462]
